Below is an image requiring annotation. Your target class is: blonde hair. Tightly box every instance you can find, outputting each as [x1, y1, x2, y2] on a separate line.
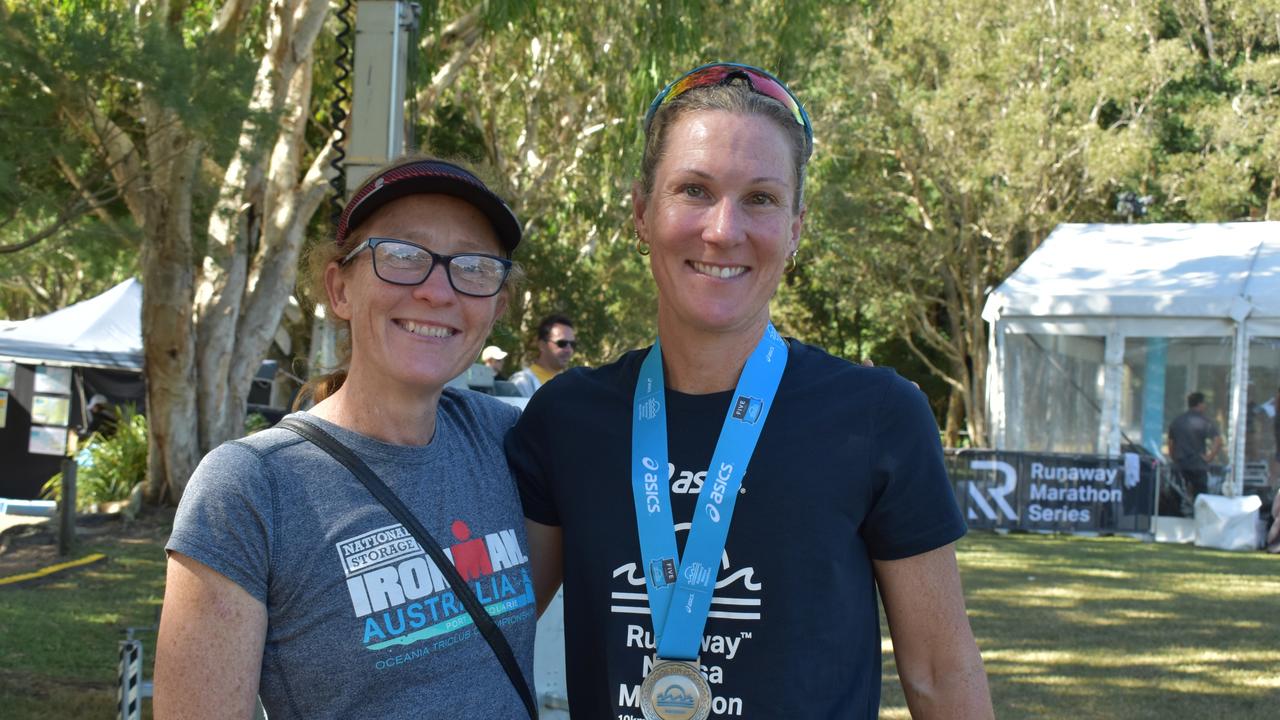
[293, 154, 524, 410]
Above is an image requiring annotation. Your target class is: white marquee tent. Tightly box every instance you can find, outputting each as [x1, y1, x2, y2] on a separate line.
[0, 278, 143, 371]
[0, 278, 145, 499]
[982, 222, 1280, 495]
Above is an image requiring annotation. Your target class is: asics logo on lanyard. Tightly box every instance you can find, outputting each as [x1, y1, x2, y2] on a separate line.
[630, 323, 788, 661]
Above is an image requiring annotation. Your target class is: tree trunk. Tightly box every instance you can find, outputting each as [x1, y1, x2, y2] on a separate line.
[195, 0, 328, 454]
[153, 0, 331, 501]
[141, 121, 203, 504]
[944, 387, 964, 447]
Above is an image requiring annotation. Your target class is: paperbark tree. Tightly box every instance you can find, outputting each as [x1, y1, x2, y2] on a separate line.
[1, 0, 336, 501]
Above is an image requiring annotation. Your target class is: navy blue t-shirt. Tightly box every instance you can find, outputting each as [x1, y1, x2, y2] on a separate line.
[507, 340, 966, 719]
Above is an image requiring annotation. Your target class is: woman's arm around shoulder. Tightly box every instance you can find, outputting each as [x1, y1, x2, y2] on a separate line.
[874, 543, 994, 719]
[154, 552, 268, 720]
[525, 519, 564, 617]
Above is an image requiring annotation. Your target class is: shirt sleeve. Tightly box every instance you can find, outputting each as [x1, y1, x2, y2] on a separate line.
[504, 389, 561, 526]
[165, 441, 275, 603]
[861, 372, 966, 561]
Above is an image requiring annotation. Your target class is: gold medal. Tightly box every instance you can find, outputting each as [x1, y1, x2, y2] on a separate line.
[639, 656, 712, 720]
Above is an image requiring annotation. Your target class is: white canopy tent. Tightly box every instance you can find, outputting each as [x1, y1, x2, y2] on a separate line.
[0, 279, 146, 499]
[983, 222, 1280, 495]
[0, 278, 143, 371]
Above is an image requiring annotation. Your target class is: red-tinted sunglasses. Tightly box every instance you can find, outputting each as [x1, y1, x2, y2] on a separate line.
[643, 62, 813, 155]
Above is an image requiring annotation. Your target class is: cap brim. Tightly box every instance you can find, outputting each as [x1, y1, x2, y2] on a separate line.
[339, 162, 522, 255]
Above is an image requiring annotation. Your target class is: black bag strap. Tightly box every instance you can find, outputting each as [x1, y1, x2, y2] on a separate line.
[276, 417, 538, 719]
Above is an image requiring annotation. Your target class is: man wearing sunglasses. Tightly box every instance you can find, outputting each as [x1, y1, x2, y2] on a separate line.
[510, 313, 576, 397]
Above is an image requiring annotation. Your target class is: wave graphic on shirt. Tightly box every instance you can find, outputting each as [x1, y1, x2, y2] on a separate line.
[610, 551, 762, 621]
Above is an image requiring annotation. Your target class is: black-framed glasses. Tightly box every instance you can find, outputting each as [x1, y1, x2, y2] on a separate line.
[340, 237, 512, 298]
[552, 339, 577, 349]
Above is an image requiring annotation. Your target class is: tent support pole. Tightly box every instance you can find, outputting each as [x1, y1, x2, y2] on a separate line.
[987, 319, 1006, 451]
[1227, 320, 1249, 497]
[1102, 329, 1124, 457]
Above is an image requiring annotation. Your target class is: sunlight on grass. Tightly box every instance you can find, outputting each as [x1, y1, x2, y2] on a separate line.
[981, 647, 1280, 667]
[1239, 675, 1280, 689]
[1056, 609, 1139, 627]
[1162, 573, 1280, 598]
[1111, 608, 1178, 621]
[1005, 674, 1096, 691]
[75, 612, 122, 624]
[1060, 567, 1134, 580]
[973, 583, 1177, 606]
[84, 571, 139, 582]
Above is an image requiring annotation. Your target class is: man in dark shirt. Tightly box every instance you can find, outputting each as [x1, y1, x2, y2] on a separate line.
[1167, 391, 1223, 501]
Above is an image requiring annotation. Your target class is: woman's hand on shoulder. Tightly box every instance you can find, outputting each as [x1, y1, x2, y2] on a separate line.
[859, 357, 922, 391]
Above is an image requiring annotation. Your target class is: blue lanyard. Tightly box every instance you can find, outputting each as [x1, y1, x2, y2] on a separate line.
[630, 323, 788, 660]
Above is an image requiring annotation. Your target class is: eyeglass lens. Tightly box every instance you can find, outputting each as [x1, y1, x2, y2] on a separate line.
[372, 240, 509, 297]
[553, 339, 577, 349]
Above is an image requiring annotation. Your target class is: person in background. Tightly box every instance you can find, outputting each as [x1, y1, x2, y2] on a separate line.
[1271, 386, 1280, 490]
[482, 344, 510, 380]
[155, 156, 537, 719]
[1267, 386, 1280, 553]
[78, 394, 119, 440]
[507, 62, 992, 718]
[509, 313, 576, 397]
[1167, 391, 1223, 502]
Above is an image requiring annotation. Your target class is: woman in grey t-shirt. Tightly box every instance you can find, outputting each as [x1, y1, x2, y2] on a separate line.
[155, 157, 537, 719]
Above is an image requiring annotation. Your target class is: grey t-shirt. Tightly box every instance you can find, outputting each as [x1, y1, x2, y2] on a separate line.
[167, 389, 535, 719]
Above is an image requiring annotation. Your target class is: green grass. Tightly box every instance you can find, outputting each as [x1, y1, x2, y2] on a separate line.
[2, 524, 1278, 718]
[0, 525, 165, 719]
[882, 533, 1280, 718]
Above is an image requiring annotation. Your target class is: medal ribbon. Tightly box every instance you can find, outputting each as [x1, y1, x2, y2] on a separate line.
[630, 323, 788, 660]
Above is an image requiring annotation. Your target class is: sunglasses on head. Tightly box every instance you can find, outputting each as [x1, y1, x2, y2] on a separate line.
[552, 339, 577, 349]
[644, 62, 813, 155]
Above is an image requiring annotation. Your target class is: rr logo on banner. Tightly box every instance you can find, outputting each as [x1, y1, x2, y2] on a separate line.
[968, 460, 1018, 522]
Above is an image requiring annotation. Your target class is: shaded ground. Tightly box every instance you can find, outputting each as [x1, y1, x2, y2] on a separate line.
[0, 508, 171, 719]
[2, 519, 1278, 718]
[0, 509, 171, 583]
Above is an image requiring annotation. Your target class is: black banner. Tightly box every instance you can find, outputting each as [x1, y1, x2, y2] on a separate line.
[946, 450, 1158, 533]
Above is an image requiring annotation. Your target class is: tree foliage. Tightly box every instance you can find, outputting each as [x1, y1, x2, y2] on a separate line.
[792, 0, 1280, 444]
[2, 0, 1278, 503]
[421, 0, 825, 365]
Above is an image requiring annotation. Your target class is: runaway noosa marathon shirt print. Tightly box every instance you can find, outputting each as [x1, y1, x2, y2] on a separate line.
[338, 518, 534, 666]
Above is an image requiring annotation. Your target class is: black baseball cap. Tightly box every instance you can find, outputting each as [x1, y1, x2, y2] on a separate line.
[335, 159, 522, 255]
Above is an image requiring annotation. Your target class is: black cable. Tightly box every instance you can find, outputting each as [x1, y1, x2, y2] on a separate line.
[328, 0, 355, 226]
[404, 3, 422, 149]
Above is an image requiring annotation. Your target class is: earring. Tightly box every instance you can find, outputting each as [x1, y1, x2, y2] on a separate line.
[635, 232, 650, 256]
[785, 251, 798, 273]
